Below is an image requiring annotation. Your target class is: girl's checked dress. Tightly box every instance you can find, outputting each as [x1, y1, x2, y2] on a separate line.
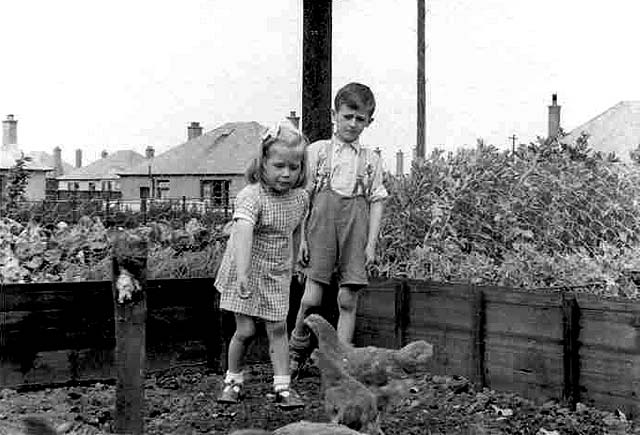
[215, 183, 308, 322]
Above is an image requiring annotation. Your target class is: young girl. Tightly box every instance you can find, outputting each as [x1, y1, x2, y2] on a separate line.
[215, 121, 309, 409]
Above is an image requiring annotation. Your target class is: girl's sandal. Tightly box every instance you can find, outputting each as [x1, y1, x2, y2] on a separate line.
[275, 387, 305, 410]
[217, 382, 244, 404]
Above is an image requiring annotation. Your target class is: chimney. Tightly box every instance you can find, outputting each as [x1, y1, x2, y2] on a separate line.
[548, 93, 561, 139]
[396, 150, 404, 176]
[75, 149, 82, 168]
[53, 146, 63, 177]
[145, 146, 155, 159]
[101, 150, 108, 158]
[188, 122, 203, 140]
[2, 114, 17, 145]
[286, 110, 300, 129]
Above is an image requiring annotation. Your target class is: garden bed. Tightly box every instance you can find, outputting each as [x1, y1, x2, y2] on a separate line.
[0, 363, 636, 434]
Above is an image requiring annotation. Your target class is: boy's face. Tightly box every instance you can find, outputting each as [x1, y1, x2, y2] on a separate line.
[332, 104, 373, 144]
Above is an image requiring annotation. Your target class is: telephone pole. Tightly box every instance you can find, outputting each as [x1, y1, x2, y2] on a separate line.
[302, 0, 332, 144]
[416, 0, 426, 161]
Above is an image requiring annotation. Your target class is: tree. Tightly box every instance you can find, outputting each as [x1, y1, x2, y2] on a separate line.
[5, 153, 32, 207]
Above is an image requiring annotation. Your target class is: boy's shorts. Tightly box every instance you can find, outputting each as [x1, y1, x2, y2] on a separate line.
[306, 189, 369, 287]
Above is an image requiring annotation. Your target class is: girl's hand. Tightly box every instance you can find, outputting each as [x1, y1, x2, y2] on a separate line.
[237, 276, 252, 299]
[298, 239, 310, 267]
[365, 242, 376, 266]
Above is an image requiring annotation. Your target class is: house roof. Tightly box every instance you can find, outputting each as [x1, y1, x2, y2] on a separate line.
[27, 151, 74, 175]
[58, 150, 146, 180]
[119, 121, 266, 176]
[561, 101, 640, 162]
[0, 144, 52, 171]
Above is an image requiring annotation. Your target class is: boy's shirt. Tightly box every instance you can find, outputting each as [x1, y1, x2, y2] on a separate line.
[305, 135, 388, 203]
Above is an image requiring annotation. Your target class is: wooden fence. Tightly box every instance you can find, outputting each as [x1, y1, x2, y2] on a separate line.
[1, 278, 638, 418]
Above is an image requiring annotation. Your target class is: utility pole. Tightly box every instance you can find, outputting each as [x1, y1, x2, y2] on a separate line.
[416, 0, 426, 161]
[509, 134, 517, 156]
[302, 0, 332, 144]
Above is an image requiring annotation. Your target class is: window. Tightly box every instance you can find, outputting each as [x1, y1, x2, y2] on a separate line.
[67, 182, 79, 191]
[201, 180, 230, 206]
[102, 181, 112, 191]
[88, 182, 96, 192]
[155, 179, 169, 199]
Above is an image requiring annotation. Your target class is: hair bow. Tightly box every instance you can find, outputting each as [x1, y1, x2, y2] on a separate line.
[261, 122, 282, 144]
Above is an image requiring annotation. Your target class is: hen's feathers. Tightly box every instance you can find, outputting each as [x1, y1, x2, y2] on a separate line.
[314, 347, 381, 435]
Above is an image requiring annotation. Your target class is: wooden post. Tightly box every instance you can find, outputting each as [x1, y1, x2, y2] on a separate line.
[302, 0, 332, 143]
[111, 231, 148, 435]
[394, 280, 411, 348]
[470, 286, 486, 388]
[562, 291, 581, 410]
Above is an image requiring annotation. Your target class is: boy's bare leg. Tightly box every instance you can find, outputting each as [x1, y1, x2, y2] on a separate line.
[291, 278, 325, 341]
[336, 286, 359, 344]
[289, 278, 325, 374]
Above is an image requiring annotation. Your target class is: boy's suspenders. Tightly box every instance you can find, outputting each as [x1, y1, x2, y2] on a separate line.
[315, 140, 374, 200]
[353, 147, 375, 199]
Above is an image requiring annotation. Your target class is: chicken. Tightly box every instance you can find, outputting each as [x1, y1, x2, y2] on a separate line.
[304, 314, 433, 384]
[313, 346, 382, 435]
[303, 314, 433, 410]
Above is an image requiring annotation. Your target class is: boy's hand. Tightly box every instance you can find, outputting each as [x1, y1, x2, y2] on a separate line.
[365, 242, 376, 266]
[298, 240, 310, 267]
[237, 275, 252, 299]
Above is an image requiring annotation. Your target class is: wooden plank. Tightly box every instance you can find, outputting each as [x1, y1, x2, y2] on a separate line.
[410, 292, 473, 330]
[575, 292, 640, 313]
[0, 348, 116, 387]
[579, 309, 640, 352]
[485, 338, 564, 401]
[579, 344, 640, 418]
[357, 285, 395, 319]
[406, 280, 472, 299]
[485, 301, 562, 340]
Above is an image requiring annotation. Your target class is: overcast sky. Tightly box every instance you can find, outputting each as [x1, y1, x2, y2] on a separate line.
[1, 0, 639, 170]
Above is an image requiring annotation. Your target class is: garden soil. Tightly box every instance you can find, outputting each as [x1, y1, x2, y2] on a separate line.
[0, 363, 637, 434]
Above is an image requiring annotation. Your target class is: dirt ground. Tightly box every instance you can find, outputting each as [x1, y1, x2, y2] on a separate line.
[0, 363, 637, 434]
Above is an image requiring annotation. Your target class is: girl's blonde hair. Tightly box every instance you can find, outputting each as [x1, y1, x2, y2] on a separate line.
[246, 121, 308, 189]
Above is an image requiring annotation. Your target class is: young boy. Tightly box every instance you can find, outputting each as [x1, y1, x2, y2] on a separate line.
[290, 82, 388, 375]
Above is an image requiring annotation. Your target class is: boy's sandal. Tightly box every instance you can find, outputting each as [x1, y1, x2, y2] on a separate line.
[275, 388, 305, 410]
[217, 382, 244, 404]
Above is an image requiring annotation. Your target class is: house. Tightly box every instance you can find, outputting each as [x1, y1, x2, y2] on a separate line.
[27, 148, 75, 177]
[560, 101, 640, 162]
[57, 149, 148, 197]
[117, 121, 266, 205]
[0, 115, 52, 200]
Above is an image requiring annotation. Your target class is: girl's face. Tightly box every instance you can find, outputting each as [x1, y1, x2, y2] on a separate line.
[263, 143, 303, 193]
